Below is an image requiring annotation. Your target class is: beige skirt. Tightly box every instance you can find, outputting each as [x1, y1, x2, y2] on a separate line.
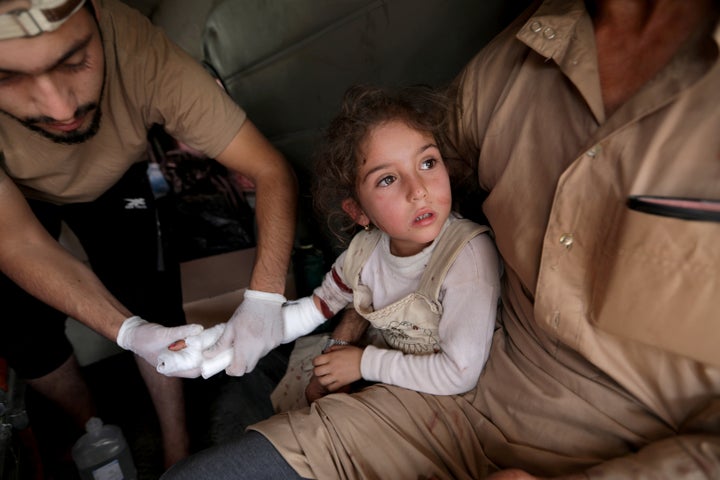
[251, 328, 653, 479]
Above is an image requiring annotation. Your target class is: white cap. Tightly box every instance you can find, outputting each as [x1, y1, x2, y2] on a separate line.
[0, 0, 86, 40]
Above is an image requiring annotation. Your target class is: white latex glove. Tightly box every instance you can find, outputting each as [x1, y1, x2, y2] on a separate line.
[204, 289, 286, 376]
[156, 323, 233, 378]
[116, 316, 204, 367]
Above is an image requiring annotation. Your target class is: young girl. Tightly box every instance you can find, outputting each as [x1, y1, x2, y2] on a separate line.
[271, 84, 501, 411]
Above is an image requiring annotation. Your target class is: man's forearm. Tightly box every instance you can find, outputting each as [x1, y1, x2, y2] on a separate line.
[330, 308, 369, 343]
[3, 239, 131, 340]
[248, 162, 297, 294]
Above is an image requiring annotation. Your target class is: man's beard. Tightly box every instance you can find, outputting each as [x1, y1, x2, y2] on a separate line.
[20, 103, 103, 145]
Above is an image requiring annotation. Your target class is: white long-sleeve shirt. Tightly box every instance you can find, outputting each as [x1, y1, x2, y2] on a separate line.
[320, 226, 501, 395]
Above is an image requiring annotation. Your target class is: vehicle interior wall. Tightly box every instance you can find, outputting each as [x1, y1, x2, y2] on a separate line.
[130, 0, 532, 255]
[202, 0, 531, 254]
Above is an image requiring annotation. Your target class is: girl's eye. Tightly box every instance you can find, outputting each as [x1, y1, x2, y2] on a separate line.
[377, 175, 396, 187]
[420, 158, 437, 170]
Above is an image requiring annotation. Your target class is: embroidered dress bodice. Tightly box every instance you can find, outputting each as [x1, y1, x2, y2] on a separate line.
[342, 218, 489, 354]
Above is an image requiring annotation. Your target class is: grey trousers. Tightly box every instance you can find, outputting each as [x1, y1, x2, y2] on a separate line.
[161, 431, 303, 480]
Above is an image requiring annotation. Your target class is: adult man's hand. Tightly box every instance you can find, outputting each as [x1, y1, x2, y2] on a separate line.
[116, 316, 204, 367]
[204, 289, 286, 376]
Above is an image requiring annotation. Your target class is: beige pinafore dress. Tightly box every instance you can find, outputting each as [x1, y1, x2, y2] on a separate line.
[270, 218, 489, 412]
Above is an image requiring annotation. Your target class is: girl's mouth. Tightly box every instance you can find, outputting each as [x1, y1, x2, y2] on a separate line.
[414, 211, 434, 224]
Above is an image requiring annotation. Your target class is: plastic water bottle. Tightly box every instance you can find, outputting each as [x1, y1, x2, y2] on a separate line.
[71, 417, 137, 480]
[147, 161, 170, 198]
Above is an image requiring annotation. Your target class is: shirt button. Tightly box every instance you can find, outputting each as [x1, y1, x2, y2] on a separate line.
[559, 233, 574, 249]
[543, 27, 556, 39]
[530, 21, 542, 33]
[586, 145, 600, 158]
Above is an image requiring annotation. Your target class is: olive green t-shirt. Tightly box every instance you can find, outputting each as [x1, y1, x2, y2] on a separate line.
[0, 0, 247, 203]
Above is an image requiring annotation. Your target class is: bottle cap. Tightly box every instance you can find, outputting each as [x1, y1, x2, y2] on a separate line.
[85, 416, 103, 434]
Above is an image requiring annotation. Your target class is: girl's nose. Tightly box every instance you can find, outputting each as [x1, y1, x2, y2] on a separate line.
[408, 178, 428, 201]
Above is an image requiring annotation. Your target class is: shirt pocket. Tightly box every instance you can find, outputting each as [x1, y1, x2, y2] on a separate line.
[589, 203, 720, 368]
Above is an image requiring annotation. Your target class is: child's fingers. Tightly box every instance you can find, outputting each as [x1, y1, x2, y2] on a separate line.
[313, 363, 331, 378]
[312, 353, 330, 367]
[316, 373, 334, 388]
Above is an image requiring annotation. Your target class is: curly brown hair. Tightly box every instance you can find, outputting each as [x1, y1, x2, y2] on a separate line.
[312, 84, 461, 246]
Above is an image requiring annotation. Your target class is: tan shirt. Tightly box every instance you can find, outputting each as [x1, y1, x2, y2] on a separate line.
[253, 1, 720, 478]
[0, 0, 246, 204]
[451, 0, 720, 473]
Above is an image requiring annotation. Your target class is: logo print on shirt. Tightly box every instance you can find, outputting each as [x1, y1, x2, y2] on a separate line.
[124, 198, 147, 209]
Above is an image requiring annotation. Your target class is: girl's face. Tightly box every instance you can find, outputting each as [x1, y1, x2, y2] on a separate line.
[343, 119, 452, 257]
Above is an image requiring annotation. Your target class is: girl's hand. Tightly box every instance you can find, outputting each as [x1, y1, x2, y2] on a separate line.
[312, 345, 363, 391]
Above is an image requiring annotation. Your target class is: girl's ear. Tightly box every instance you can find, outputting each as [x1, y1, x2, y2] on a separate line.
[341, 198, 370, 228]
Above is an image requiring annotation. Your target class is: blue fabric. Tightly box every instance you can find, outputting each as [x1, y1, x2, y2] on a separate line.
[161, 431, 304, 480]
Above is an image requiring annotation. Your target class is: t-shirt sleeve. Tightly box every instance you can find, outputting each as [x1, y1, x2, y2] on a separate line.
[104, 0, 247, 159]
[312, 250, 354, 317]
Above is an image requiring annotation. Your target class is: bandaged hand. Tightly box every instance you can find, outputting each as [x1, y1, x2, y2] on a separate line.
[204, 289, 286, 376]
[116, 316, 204, 367]
[156, 323, 233, 378]
[281, 296, 326, 343]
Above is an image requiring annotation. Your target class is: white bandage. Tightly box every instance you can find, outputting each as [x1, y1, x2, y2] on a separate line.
[281, 296, 326, 343]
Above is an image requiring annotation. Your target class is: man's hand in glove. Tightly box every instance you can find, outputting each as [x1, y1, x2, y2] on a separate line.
[116, 316, 204, 367]
[204, 289, 286, 376]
